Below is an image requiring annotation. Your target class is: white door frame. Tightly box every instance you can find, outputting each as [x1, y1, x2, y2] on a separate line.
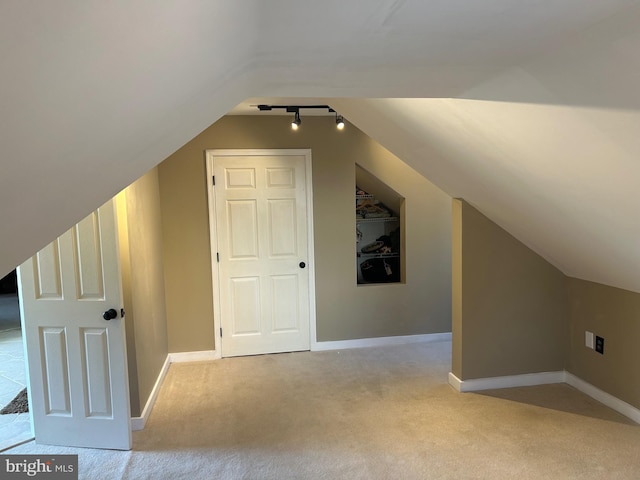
[205, 149, 317, 358]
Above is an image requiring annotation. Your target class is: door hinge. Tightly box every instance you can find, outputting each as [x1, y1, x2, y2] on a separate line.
[220, 327, 222, 337]
[212, 175, 216, 186]
[216, 252, 220, 262]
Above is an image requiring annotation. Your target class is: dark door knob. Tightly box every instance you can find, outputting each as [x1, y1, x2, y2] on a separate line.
[103, 308, 118, 321]
[299, 262, 306, 269]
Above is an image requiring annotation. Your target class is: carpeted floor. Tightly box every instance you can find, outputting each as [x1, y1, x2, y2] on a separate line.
[6, 341, 640, 479]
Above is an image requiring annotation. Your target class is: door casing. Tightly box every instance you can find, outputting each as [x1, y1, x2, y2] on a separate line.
[206, 149, 317, 358]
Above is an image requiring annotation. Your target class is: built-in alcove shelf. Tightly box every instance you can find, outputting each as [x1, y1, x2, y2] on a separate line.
[356, 164, 404, 285]
[357, 252, 400, 259]
[356, 217, 399, 224]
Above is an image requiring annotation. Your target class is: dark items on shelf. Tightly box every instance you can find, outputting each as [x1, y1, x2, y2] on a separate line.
[360, 257, 400, 283]
[356, 186, 401, 285]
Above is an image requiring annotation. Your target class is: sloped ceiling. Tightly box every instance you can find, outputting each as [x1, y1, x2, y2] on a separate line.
[1, 1, 639, 293]
[328, 5, 640, 293]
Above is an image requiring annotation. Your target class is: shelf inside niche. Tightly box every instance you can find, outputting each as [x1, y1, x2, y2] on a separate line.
[357, 252, 400, 258]
[356, 217, 398, 223]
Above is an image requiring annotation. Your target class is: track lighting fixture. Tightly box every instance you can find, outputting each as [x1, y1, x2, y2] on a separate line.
[291, 110, 301, 130]
[255, 104, 345, 131]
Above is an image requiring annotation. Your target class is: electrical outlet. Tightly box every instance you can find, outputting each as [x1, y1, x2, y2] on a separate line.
[595, 335, 604, 355]
[585, 331, 594, 349]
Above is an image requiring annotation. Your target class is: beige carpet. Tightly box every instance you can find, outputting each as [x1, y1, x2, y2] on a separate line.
[7, 341, 640, 479]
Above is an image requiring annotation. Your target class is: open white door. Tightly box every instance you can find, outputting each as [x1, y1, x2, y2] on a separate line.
[17, 199, 131, 450]
[208, 149, 314, 357]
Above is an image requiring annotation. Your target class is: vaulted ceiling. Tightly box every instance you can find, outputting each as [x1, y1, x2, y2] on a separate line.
[1, 1, 639, 292]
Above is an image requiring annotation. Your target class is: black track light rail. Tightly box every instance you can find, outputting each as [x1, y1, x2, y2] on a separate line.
[255, 104, 345, 131]
[256, 104, 336, 114]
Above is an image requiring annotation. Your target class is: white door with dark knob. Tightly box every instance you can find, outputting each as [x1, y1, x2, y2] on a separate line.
[18, 199, 131, 450]
[208, 149, 313, 357]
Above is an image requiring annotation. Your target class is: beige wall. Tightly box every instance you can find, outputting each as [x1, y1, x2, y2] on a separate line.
[117, 121, 640, 416]
[452, 198, 640, 413]
[452, 199, 567, 379]
[567, 278, 640, 409]
[116, 191, 140, 416]
[158, 115, 452, 352]
[117, 167, 169, 416]
[451, 200, 463, 377]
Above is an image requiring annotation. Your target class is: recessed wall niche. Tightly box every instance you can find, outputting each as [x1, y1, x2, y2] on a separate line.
[355, 164, 404, 285]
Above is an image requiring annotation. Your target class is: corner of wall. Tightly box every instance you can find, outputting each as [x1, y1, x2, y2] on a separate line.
[115, 189, 141, 417]
[565, 277, 640, 410]
[457, 200, 566, 380]
[451, 198, 463, 378]
[121, 168, 169, 418]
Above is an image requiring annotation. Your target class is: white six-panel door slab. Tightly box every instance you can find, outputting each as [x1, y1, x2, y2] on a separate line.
[18, 199, 131, 450]
[208, 150, 314, 357]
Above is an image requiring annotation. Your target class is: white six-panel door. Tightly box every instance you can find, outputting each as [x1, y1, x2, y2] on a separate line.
[18, 199, 131, 450]
[208, 150, 313, 357]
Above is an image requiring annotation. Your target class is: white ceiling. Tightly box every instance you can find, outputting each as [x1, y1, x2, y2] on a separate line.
[1, 1, 639, 292]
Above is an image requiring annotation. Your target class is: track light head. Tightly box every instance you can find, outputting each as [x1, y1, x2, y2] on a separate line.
[291, 110, 301, 130]
[254, 105, 344, 132]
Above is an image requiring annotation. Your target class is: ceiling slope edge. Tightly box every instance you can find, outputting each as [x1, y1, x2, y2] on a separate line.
[330, 98, 640, 295]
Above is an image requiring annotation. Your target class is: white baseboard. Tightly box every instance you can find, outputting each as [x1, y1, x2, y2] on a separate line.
[449, 370, 640, 424]
[448, 372, 463, 392]
[565, 372, 640, 424]
[131, 355, 171, 431]
[448, 371, 565, 392]
[169, 350, 220, 363]
[132, 345, 640, 427]
[312, 332, 451, 352]
[131, 350, 221, 430]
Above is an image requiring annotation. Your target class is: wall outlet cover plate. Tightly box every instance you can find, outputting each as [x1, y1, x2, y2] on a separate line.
[595, 335, 604, 354]
[585, 331, 594, 349]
